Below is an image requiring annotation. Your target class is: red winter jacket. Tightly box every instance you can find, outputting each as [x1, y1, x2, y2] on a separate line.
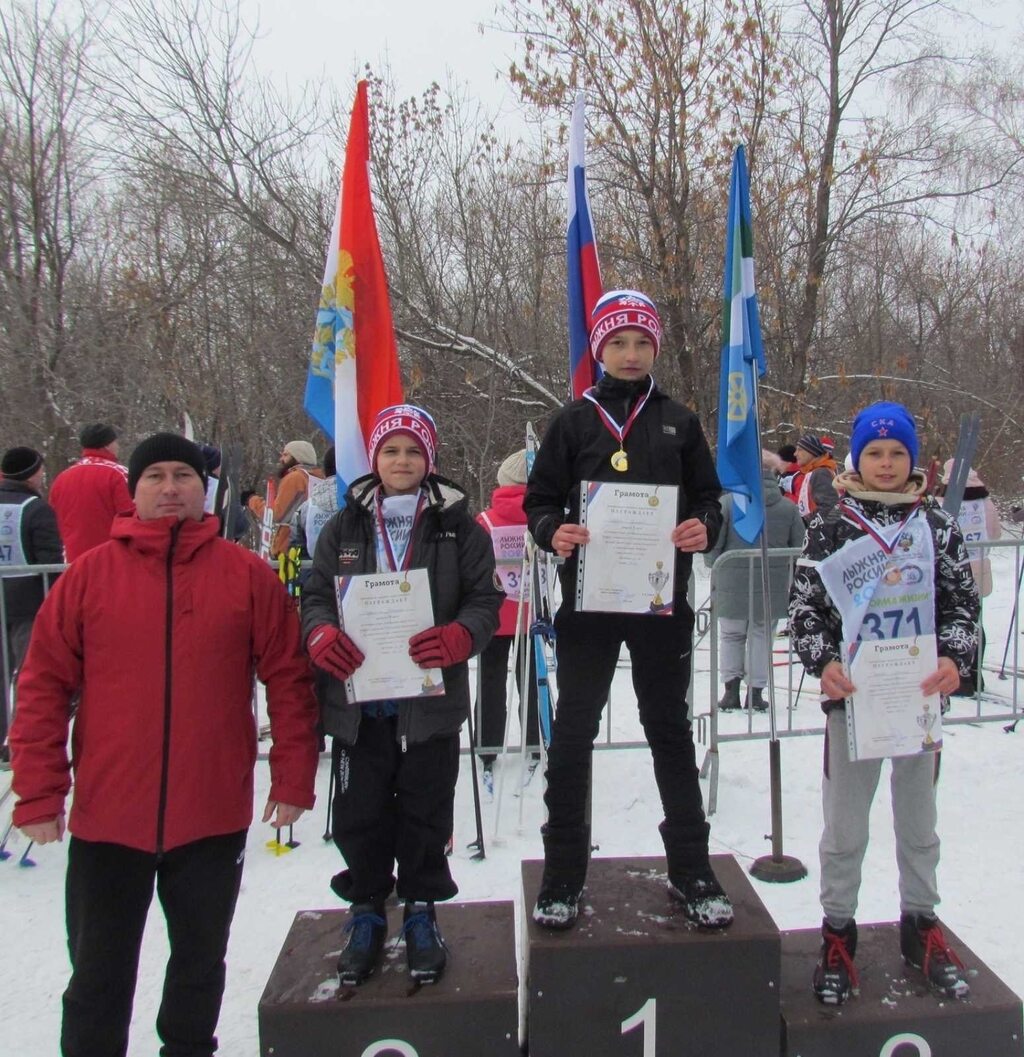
[10, 513, 319, 853]
[49, 448, 135, 561]
[477, 484, 528, 637]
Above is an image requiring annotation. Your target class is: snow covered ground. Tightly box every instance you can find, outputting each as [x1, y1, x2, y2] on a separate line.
[3, 537, 1023, 1055]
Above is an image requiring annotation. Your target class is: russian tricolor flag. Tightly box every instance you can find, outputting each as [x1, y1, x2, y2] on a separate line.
[566, 91, 603, 401]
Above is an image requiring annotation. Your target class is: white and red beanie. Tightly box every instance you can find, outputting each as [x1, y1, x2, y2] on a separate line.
[367, 404, 438, 475]
[589, 289, 663, 363]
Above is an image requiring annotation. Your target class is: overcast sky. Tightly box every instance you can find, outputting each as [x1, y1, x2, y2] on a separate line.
[242, 0, 523, 121]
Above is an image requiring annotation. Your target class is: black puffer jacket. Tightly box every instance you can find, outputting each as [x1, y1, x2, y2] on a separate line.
[301, 473, 502, 745]
[524, 374, 723, 609]
[789, 470, 980, 713]
[0, 480, 63, 620]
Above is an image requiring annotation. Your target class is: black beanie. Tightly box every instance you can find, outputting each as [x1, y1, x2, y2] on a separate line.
[128, 433, 208, 496]
[1, 446, 44, 481]
[80, 423, 118, 449]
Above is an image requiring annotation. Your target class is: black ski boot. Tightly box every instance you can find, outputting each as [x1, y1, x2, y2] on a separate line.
[900, 913, 970, 999]
[668, 869, 734, 929]
[718, 678, 742, 711]
[812, 919, 858, 1004]
[532, 882, 583, 930]
[748, 687, 767, 712]
[402, 901, 447, 983]
[337, 901, 388, 986]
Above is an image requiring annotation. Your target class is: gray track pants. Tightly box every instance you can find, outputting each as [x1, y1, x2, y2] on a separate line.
[820, 710, 941, 927]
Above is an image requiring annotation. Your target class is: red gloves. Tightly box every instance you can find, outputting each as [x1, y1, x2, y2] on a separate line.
[308, 624, 365, 680]
[408, 622, 473, 669]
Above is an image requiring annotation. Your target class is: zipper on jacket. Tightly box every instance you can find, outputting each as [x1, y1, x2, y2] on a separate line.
[155, 520, 182, 856]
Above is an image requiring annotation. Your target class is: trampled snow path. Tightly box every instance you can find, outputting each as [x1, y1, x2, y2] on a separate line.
[3, 541, 1023, 1054]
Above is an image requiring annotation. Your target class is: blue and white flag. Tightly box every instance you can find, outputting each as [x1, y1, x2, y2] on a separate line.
[716, 146, 768, 544]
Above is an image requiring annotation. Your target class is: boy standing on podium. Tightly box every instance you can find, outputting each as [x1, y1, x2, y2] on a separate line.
[524, 289, 732, 931]
[789, 401, 978, 1004]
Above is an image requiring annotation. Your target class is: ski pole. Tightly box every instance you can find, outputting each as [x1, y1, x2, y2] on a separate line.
[998, 550, 1024, 680]
[465, 672, 485, 860]
[322, 755, 335, 842]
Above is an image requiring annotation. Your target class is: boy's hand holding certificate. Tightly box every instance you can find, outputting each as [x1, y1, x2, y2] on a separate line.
[335, 568, 445, 703]
[842, 635, 943, 761]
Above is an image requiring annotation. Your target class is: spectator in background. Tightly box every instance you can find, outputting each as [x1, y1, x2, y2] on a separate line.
[793, 433, 839, 523]
[776, 443, 800, 503]
[705, 451, 806, 711]
[200, 444, 247, 542]
[246, 441, 323, 560]
[49, 424, 133, 562]
[475, 448, 540, 793]
[0, 447, 63, 767]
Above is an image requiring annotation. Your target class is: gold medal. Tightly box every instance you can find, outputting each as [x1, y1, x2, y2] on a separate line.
[611, 449, 628, 472]
[400, 578, 411, 593]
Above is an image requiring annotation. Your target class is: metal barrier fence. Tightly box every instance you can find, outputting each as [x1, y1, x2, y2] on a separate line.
[698, 537, 1024, 814]
[4, 539, 1023, 803]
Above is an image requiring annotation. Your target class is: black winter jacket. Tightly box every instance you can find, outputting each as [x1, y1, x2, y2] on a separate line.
[301, 473, 502, 746]
[524, 374, 723, 609]
[0, 481, 63, 620]
[789, 471, 980, 713]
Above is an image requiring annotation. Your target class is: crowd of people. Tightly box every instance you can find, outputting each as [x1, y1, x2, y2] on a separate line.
[0, 286, 1004, 1053]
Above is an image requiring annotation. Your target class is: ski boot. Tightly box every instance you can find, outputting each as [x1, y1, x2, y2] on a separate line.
[337, 901, 388, 986]
[812, 919, 858, 1005]
[402, 901, 447, 983]
[668, 869, 734, 929]
[532, 882, 583, 930]
[900, 913, 970, 999]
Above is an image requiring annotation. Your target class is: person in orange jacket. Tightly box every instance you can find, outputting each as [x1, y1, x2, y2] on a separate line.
[246, 440, 324, 558]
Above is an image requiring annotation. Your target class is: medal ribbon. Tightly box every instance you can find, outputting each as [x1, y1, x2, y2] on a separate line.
[840, 499, 922, 555]
[582, 376, 654, 454]
[375, 489, 426, 572]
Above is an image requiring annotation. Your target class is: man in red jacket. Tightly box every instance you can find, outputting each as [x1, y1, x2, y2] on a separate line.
[10, 432, 319, 1057]
[49, 422, 135, 561]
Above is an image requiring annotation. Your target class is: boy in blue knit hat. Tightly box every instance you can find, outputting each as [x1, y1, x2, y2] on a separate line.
[789, 401, 979, 1005]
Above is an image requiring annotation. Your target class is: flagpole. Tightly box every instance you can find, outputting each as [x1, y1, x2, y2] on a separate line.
[748, 374, 807, 884]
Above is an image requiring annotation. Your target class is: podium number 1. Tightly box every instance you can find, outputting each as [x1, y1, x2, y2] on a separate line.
[621, 998, 656, 1055]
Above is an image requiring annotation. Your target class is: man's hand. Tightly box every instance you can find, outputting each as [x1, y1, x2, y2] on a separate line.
[551, 523, 589, 558]
[20, 815, 65, 844]
[672, 517, 708, 553]
[409, 623, 474, 668]
[307, 625, 365, 680]
[921, 656, 960, 697]
[820, 659, 855, 700]
[262, 802, 306, 827]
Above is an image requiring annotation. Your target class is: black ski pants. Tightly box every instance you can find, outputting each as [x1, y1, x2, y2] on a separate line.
[477, 633, 540, 763]
[61, 831, 246, 1057]
[541, 606, 710, 888]
[330, 716, 460, 905]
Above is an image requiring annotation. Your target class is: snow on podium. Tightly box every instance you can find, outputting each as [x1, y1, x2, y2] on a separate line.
[258, 853, 1022, 1056]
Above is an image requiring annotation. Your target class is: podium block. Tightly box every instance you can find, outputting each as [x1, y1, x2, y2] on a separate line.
[780, 922, 1024, 1057]
[258, 900, 521, 1057]
[522, 854, 780, 1057]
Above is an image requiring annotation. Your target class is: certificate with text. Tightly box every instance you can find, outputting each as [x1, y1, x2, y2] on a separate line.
[335, 569, 445, 703]
[575, 481, 678, 615]
[843, 635, 942, 761]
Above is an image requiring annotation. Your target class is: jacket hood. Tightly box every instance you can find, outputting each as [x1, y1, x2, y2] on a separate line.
[486, 484, 528, 524]
[761, 467, 783, 507]
[833, 467, 928, 506]
[109, 512, 221, 560]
